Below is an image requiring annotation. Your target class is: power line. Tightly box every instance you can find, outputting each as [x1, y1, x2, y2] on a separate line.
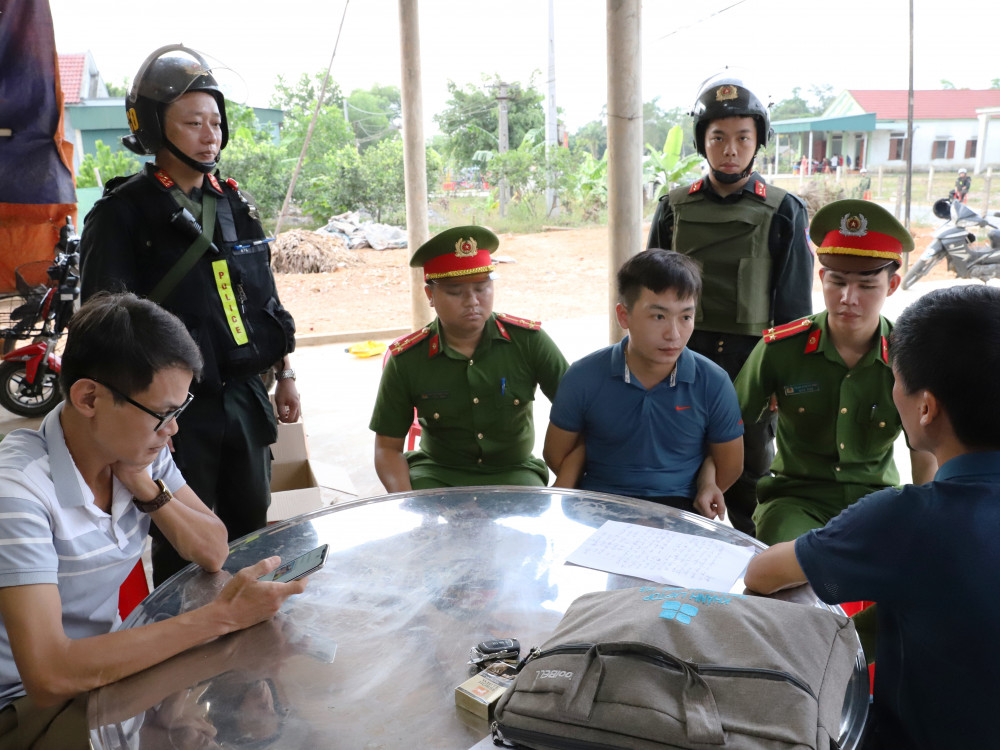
[655, 0, 748, 40]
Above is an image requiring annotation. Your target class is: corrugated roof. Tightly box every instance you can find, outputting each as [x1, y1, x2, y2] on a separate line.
[58, 53, 86, 104]
[848, 89, 1000, 120]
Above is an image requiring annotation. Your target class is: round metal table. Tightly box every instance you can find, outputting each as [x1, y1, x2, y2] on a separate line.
[88, 487, 868, 749]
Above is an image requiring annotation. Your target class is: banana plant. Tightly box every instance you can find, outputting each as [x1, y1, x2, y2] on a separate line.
[643, 125, 703, 199]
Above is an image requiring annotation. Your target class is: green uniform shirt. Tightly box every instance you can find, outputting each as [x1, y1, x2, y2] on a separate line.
[370, 314, 568, 487]
[734, 311, 902, 508]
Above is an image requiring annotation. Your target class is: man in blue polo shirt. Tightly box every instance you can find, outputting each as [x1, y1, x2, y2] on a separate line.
[0, 293, 306, 750]
[745, 284, 1000, 749]
[543, 249, 744, 519]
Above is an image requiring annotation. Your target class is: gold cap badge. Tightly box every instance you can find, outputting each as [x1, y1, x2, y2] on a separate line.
[715, 85, 739, 101]
[454, 237, 478, 257]
[839, 213, 869, 237]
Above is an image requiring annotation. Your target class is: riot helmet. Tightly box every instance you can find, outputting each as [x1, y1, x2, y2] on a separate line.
[123, 45, 230, 173]
[691, 74, 772, 184]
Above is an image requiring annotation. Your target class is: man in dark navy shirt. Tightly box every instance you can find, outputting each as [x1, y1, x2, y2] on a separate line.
[746, 284, 1000, 749]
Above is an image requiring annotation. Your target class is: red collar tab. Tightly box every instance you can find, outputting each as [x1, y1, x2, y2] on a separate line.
[428, 333, 441, 357]
[688, 179, 704, 194]
[495, 318, 511, 341]
[761, 317, 812, 343]
[803, 328, 822, 354]
[388, 327, 431, 357]
[205, 173, 224, 195]
[153, 170, 175, 189]
[880, 335, 889, 364]
[754, 180, 767, 198]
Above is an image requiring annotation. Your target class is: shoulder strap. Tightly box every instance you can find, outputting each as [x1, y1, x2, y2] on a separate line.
[148, 193, 217, 304]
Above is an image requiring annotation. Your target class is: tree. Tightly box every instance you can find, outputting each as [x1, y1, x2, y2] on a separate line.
[643, 98, 691, 159]
[770, 85, 835, 121]
[218, 102, 290, 231]
[433, 74, 545, 171]
[76, 140, 140, 188]
[106, 77, 129, 98]
[644, 125, 702, 199]
[572, 116, 607, 159]
[346, 84, 401, 150]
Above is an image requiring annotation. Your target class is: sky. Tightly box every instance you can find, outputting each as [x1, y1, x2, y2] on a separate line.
[48, 0, 998, 135]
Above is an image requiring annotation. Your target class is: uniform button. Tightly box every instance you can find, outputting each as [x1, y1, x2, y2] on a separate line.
[798, 407, 805, 413]
[878, 421, 886, 428]
[468, 359, 474, 366]
[717, 340, 724, 346]
[839, 442, 845, 450]
[845, 373, 852, 379]
[513, 399, 520, 406]
[717, 347, 724, 353]
[840, 407, 848, 414]
[473, 397, 479, 404]
[477, 458, 483, 464]
[835, 466, 842, 472]
[433, 412, 440, 420]
[477, 432, 484, 440]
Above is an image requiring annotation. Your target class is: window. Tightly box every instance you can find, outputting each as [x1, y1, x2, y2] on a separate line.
[966, 139, 978, 159]
[889, 132, 907, 160]
[931, 139, 955, 160]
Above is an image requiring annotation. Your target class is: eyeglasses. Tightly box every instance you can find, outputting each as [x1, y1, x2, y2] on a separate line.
[89, 377, 194, 432]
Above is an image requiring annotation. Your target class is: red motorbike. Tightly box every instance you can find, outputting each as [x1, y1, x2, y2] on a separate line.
[0, 218, 80, 417]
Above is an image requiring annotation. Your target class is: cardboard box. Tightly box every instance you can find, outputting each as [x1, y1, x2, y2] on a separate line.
[455, 662, 518, 721]
[269, 421, 357, 522]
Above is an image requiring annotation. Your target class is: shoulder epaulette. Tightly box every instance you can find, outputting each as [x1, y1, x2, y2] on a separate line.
[388, 327, 431, 357]
[761, 317, 814, 343]
[496, 313, 542, 331]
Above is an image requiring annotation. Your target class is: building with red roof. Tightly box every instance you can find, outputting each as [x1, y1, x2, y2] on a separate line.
[772, 89, 1000, 174]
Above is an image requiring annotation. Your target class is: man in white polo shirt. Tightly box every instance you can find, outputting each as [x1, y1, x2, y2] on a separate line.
[0, 293, 307, 750]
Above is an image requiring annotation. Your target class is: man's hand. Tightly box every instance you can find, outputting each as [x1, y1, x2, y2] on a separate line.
[210, 557, 308, 634]
[111, 460, 159, 501]
[274, 378, 301, 424]
[693, 482, 726, 521]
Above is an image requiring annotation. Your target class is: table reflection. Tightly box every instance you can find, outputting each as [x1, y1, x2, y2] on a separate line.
[88, 487, 867, 749]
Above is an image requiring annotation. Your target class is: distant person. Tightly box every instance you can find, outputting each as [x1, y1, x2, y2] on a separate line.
[0, 293, 306, 750]
[80, 45, 300, 585]
[734, 199, 937, 546]
[544, 250, 743, 519]
[646, 73, 814, 536]
[370, 226, 568, 491]
[955, 167, 971, 203]
[745, 283, 1000, 750]
[855, 168, 872, 200]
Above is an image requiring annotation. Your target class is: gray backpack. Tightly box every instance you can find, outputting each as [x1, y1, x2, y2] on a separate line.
[492, 586, 859, 749]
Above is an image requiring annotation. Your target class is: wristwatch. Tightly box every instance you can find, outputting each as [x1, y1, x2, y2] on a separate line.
[275, 368, 296, 381]
[133, 479, 173, 513]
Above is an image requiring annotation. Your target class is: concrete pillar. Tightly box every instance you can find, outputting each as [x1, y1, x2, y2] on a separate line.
[398, 0, 432, 329]
[605, 0, 642, 344]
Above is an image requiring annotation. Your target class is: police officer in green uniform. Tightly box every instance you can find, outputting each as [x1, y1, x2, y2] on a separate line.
[646, 74, 814, 536]
[80, 46, 299, 584]
[734, 199, 938, 546]
[370, 226, 568, 492]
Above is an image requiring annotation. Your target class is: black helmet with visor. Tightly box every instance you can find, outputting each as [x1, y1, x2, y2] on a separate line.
[123, 45, 232, 173]
[691, 74, 772, 184]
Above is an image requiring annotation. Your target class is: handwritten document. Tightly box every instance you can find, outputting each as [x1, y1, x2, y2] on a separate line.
[566, 520, 755, 592]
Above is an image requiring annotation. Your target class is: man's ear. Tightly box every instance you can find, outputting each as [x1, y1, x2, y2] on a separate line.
[887, 273, 902, 296]
[919, 389, 941, 428]
[615, 302, 630, 331]
[69, 378, 99, 417]
[424, 284, 434, 307]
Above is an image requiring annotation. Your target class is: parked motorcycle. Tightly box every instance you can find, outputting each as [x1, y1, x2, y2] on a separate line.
[0, 218, 80, 417]
[901, 197, 1000, 289]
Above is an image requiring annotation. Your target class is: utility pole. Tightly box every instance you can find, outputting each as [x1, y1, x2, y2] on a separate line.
[398, 0, 432, 328]
[497, 81, 510, 218]
[545, 0, 559, 216]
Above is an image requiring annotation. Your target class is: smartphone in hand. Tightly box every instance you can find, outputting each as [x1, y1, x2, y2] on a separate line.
[259, 544, 329, 583]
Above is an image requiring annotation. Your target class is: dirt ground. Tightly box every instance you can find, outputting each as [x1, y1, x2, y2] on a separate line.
[274, 224, 953, 337]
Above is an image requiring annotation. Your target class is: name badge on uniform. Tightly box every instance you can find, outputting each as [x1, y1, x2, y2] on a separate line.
[420, 392, 450, 400]
[783, 383, 820, 396]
